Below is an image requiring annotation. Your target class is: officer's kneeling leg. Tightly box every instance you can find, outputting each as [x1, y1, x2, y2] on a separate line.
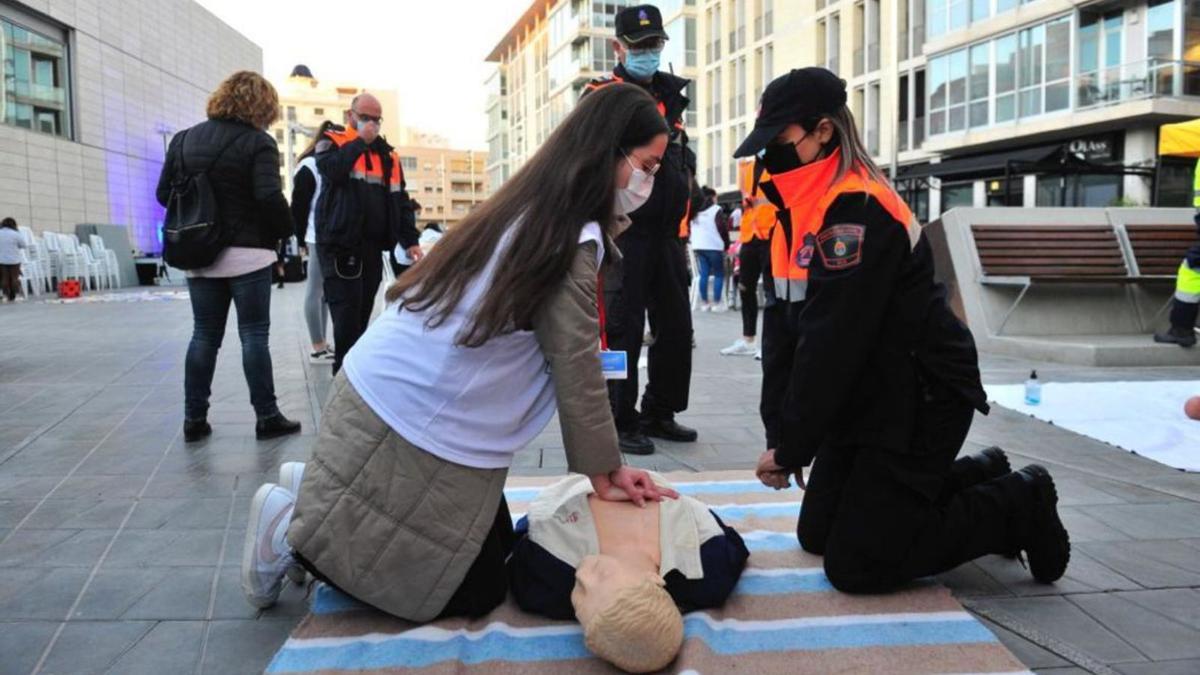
[796, 445, 856, 556]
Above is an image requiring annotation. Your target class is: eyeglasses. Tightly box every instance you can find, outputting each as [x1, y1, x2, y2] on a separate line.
[355, 112, 382, 124]
[625, 152, 661, 176]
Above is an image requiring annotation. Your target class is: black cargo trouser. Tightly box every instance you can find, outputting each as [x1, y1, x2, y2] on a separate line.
[605, 231, 694, 430]
[321, 246, 384, 374]
[737, 237, 772, 338]
[796, 375, 1027, 593]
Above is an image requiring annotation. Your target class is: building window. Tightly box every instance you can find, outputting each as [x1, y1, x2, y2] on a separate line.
[867, 0, 880, 72]
[1147, 0, 1178, 95]
[1077, 10, 1124, 108]
[1, 9, 72, 139]
[899, 74, 910, 151]
[926, 0, 968, 40]
[867, 82, 880, 155]
[968, 43, 989, 128]
[731, 0, 746, 52]
[275, 129, 285, 142]
[941, 181, 974, 211]
[826, 13, 840, 74]
[735, 56, 747, 118]
[400, 156, 418, 171]
[995, 33, 1017, 122]
[313, 107, 324, 115]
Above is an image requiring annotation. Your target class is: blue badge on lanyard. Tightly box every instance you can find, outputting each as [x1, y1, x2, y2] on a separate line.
[600, 350, 628, 380]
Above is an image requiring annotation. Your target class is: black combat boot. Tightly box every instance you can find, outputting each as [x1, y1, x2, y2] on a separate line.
[1014, 464, 1071, 584]
[1154, 301, 1198, 347]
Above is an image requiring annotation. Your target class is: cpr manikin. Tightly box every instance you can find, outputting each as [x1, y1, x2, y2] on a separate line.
[508, 473, 749, 673]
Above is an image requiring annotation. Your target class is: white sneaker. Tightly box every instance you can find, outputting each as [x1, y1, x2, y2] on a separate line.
[711, 304, 728, 313]
[278, 462, 306, 499]
[720, 339, 757, 356]
[755, 348, 762, 360]
[241, 483, 296, 609]
[308, 349, 335, 365]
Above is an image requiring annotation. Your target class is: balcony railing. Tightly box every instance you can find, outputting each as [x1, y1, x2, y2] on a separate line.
[10, 82, 66, 107]
[1076, 58, 1200, 110]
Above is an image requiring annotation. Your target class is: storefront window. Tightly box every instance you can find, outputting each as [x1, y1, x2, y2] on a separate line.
[1, 12, 72, 139]
[1036, 174, 1123, 206]
[942, 182, 974, 211]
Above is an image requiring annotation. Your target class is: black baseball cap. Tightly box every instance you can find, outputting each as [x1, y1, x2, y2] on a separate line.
[616, 5, 669, 44]
[733, 68, 848, 158]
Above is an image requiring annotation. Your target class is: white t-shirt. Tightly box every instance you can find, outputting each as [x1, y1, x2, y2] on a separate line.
[345, 221, 606, 469]
[690, 204, 725, 251]
[0, 228, 26, 265]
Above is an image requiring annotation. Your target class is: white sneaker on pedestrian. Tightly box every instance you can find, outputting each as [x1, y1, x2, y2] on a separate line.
[755, 348, 762, 360]
[720, 338, 757, 356]
[308, 349, 335, 365]
[278, 462, 306, 499]
[711, 304, 728, 313]
[241, 483, 296, 609]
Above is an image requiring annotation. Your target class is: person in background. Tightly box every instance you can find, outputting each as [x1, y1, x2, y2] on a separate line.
[585, 4, 698, 456]
[155, 71, 301, 443]
[689, 186, 728, 313]
[315, 92, 421, 373]
[721, 191, 776, 358]
[1154, 157, 1200, 347]
[391, 200, 423, 278]
[239, 84, 678, 622]
[0, 217, 26, 303]
[738, 68, 1068, 593]
[292, 120, 337, 365]
[419, 221, 445, 252]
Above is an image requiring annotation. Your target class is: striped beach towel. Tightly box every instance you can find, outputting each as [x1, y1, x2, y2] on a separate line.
[267, 472, 1028, 674]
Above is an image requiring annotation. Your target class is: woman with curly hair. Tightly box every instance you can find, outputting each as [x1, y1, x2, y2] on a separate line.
[155, 71, 301, 443]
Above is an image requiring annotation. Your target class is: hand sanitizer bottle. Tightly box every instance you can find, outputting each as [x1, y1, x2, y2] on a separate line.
[1024, 370, 1042, 406]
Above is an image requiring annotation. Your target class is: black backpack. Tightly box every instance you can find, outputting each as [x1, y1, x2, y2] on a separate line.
[161, 128, 248, 270]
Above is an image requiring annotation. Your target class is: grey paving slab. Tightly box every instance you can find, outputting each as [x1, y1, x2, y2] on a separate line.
[976, 616, 1070, 669]
[102, 620, 206, 675]
[0, 622, 58, 675]
[1068, 592, 1200, 661]
[1116, 659, 1200, 675]
[0, 568, 90, 620]
[103, 529, 226, 568]
[1076, 540, 1200, 588]
[1115, 589, 1200, 630]
[199, 619, 296, 675]
[936, 561, 1014, 598]
[37, 619, 156, 675]
[968, 596, 1148, 664]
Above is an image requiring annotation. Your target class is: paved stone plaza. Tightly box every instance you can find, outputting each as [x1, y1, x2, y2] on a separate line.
[1, 286, 1199, 674]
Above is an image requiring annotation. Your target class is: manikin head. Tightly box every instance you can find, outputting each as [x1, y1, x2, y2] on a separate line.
[571, 554, 684, 673]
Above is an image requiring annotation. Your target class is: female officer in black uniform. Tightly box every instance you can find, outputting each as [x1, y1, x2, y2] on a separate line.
[737, 68, 1069, 593]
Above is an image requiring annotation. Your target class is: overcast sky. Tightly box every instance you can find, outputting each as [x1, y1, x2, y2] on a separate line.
[195, 0, 531, 149]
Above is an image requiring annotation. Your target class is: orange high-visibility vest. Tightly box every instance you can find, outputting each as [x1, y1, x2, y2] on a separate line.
[678, 195, 691, 239]
[767, 148, 913, 301]
[325, 126, 405, 193]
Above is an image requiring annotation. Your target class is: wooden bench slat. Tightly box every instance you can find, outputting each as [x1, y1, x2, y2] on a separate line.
[981, 257, 1125, 266]
[983, 266, 1128, 276]
[973, 240, 1118, 250]
[977, 248, 1126, 257]
[972, 226, 1115, 232]
[1127, 232, 1197, 241]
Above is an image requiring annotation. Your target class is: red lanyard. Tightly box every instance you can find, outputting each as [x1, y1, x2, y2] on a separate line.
[597, 272, 608, 351]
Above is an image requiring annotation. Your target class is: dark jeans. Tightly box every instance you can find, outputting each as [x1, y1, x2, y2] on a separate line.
[321, 247, 384, 374]
[737, 238, 771, 337]
[695, 249, 725, 303]
[796, 375, 1023, 593]
[0, 264, 19, 301]
[605, 233, 694, 429]
[296, 496, 515, 620]
[184, 266, 279, 420]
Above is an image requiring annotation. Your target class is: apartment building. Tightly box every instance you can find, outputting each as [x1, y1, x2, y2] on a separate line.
[485, 0, 700, 191]
[394, 146, 488, 229]
[696, 0, 1200, 221]
[269, 66, 402, 195]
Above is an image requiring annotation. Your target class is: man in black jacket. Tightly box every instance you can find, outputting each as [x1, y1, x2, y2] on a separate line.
[315, 93, 421, 373]
[585, 4, 697, 455]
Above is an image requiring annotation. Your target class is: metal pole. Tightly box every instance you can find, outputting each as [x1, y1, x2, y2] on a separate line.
[889, 0, 900, 181]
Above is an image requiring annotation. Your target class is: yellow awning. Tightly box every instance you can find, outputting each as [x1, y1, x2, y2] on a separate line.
[1158, 118, 1200, 157]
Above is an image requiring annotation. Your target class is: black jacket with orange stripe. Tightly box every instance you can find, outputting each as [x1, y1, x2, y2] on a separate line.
[314, 125, 417, 254]
[583, 64, 696, 239]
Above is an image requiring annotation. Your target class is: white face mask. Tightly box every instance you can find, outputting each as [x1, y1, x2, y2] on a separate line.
[616, 159, 655, 215]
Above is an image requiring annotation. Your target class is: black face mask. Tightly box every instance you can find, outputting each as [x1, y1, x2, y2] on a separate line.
[759, 137, 805, 175]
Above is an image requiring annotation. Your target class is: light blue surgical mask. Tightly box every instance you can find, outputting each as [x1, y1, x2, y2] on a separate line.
[624, 50, 661, 81]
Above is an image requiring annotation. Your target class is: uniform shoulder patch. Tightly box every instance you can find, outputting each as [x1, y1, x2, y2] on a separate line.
[816, 224, 865, 270]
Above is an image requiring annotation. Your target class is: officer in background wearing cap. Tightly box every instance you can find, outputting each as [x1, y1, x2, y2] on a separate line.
[583, 4, 697, 456]
[738, 68, 1070, 593]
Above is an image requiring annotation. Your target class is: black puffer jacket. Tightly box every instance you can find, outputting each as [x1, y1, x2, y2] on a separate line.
[155, 118, 291, 250]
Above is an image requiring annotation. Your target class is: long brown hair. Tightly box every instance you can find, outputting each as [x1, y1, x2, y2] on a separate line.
[806, 106, 891, 189]
[206, 71, 280, 130]
[298, 121, 337, 161]
[386, 83, 668, 347]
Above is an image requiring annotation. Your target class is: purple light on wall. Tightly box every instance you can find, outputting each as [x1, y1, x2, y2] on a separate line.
[103, 141, 167, 255]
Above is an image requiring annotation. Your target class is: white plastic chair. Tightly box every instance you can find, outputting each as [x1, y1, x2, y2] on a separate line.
[687, 245, 700, 312]
[32, 237, 53, 293]
[42, 231, 62, 285]
[89, 235, 121, 289]
[18, 247, 44, 298]
[79, 244, 106, 290]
